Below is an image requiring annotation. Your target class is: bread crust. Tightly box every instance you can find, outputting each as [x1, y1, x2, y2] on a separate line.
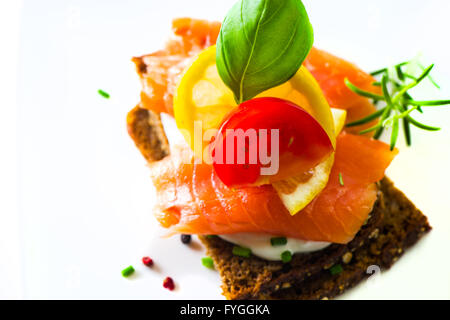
[126, 105, 169, 162]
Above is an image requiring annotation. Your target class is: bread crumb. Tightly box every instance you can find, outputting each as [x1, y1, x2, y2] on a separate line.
[369, 228, 379, 239]
[342, 252, 353, 264]
[282, 282, 291, 289]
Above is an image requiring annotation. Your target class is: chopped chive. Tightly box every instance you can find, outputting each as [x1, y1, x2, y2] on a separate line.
[98, 89, 110, 99]
[121, 265, 135, 277]
[201, 257, 215, 269]
[270, 237, 287, 246]
[232, 245, 252, 258]
[281, 250, 292, 263]
[206, 235, 218, 239]
[338, 173, 344, 186]
[329, 264, 343, 275]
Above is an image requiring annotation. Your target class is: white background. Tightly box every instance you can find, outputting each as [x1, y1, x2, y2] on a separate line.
[1, 0, 450, 299]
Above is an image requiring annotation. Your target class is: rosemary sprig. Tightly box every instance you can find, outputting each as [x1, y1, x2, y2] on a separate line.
[345, 60, 449, 150]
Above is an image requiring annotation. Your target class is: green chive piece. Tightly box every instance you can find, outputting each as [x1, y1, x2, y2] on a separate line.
[270, 237, 287, 246]
[201, 257, 215, 269]
[206, 235, 218, 239]
[329, 264, 343, 275]
[281, 251, 292, 263]
[338, 173, 344, 186]
[98, 89, 110, 99]
[121, 265, 135, 277]
[232, 246, 252, 258]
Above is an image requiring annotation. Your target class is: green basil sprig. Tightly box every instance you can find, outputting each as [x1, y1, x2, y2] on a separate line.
[216, 0, 314, 104]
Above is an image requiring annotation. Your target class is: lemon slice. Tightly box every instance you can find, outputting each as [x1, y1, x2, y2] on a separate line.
[173, 45, 340, 215]
[331, 108, 347, 135]
[273, 109, 346, 215]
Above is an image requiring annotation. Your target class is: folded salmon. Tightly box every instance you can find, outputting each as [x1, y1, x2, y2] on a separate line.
[133, 18, 221, 115]
[151, 133, 397, 244]
[304, 48, 380, 134]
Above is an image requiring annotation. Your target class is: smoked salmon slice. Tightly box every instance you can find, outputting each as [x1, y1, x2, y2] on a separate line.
[304, 48, 381, 135]
[133, 18, 221, 115]
[151, 133, 397, 244]
[134, 19, 380, 134]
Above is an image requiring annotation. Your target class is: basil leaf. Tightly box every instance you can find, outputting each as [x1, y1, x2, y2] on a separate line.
[216, 0, 314, 104]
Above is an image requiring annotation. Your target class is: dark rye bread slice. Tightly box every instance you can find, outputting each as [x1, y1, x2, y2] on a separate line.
[127, 106, 431, 300]
[200, 178, 431, 299]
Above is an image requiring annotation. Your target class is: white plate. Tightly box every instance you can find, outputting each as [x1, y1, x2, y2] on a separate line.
[4, 0, 450, 299]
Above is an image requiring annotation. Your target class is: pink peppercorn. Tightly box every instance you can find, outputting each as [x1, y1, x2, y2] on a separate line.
[163, 277, 175, 291]
[142, 256, 153, 267]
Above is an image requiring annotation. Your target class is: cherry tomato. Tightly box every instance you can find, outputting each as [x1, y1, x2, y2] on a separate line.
[211, 97, 333, 187]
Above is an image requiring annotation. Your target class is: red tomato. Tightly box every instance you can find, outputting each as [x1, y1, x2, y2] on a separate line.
[211, 97, 333, 187]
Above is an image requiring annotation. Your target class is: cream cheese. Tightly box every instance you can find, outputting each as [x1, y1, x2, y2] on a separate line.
[219, 233, 331, 261]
